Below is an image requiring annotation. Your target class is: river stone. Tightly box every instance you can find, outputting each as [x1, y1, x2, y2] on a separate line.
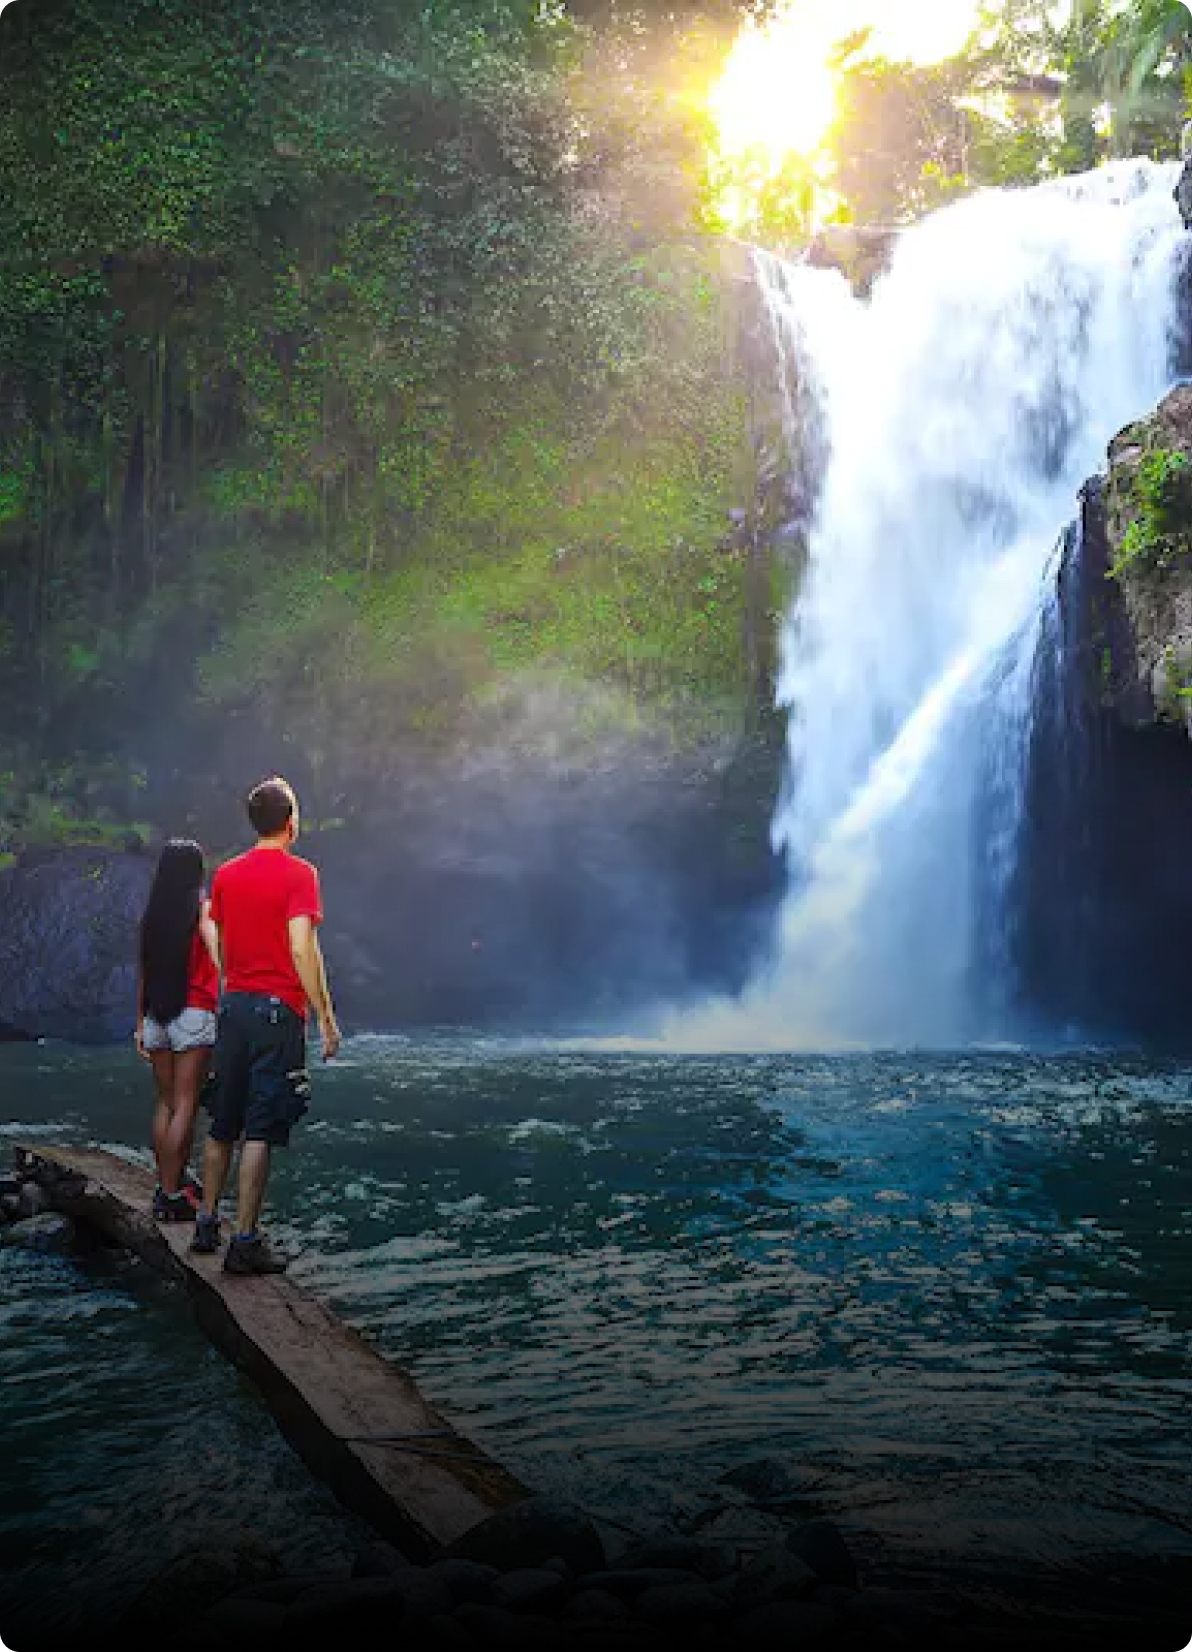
[688, 1506, 793, 1550]
[119, 1544, 284, 1630]
[452, 1603, 561, 1649]
[632, 1581, 729, 1628]
[734, 1545, 819, 1609]
[445, 1496, 604, 1577]
[424, 1558, 501, 1604]
[562, 1588, 629, 1623]
[388, 1568, 463, 1622]
[352, 1541, 416, 1579]
[200, 1597, 288, 1640]
[616, 1538, 737, 1581]
[582, 1568, 702, 1597]
[490, 1568, 570, 1612]
[421, 1615, 478, 1652]
[717, 1457, 825, 1506]
[17, 1180, 52, 1218]
[834, 1630, 913, 1651]
[846, 1586, 961, 1630]
[1, 1213, 75, 1252]
[284, 1577, 407, 1638]
[227, 1572, 353, 1605]
[563, 1633, 664, 1652]
[784, 1519, 858, 1589]
[733, 1599, 839, 1648]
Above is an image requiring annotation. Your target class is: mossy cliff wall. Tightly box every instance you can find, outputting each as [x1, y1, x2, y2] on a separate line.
[1016, 172, 1192, 1043]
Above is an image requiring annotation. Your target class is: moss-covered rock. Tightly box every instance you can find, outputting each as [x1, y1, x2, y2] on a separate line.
[1101, 382, 1192, 732]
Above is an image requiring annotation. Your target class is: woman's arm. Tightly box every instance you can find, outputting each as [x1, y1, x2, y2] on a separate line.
[199, 897, 222, 983]
[135, 959, 148, 1060]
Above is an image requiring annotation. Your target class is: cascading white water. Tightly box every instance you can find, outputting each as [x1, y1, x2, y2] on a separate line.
[675, 161, 1186, 1050]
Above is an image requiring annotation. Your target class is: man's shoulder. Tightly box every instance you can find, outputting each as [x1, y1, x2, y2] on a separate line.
[212, 850, 252, 883]
[288, 853, 320, 880]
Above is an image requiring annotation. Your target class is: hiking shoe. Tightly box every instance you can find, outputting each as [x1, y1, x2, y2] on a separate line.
[223, 1233, 289, 1275]
[190, 1212, 222, 1255]
[161, 1188, 199, 1222]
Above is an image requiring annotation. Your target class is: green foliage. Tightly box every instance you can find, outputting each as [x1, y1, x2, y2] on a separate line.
[1109, 447, 1192, 578]
[969, 0, 1188, 176]
[813, 0, 1192, 227]
[827, 55, 981, 225]
[0, 0, 763, 833]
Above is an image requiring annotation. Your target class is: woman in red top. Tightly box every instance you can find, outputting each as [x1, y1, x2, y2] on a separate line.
[135, 839, 221, 1222]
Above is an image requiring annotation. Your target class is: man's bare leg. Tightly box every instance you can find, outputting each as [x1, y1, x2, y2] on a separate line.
[235, 1139, 271, 1235]
[200, 1136, 234, 1218]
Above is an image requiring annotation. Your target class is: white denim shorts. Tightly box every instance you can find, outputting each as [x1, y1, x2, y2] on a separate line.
[142, 1007, 217, 1054]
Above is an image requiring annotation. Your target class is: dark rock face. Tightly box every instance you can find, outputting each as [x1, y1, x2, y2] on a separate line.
[806, 225, 899, 297]
[315, 737, 783, 1031]
[0, 846, 153, 1042]
[0, 732, 783, 1042]
[1174, 151, 1192, 232]
[1095, 384, 1192, 728]
[1012, 487, 1192, 1044]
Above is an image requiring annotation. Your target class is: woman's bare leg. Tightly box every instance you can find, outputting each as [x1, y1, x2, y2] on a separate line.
[149, 1051, 175, 1185]
[161, 1047, 210, 1193]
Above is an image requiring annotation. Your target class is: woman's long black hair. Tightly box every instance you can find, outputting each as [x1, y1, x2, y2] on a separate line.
[139, 839, 205, 1026]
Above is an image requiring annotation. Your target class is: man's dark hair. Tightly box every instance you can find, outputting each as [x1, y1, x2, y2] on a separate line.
[247, 776, 297, 838]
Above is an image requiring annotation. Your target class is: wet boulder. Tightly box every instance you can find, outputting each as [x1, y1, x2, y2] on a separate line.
[444, 1496, 604, 1577]
[1, 1213, 75, 1253]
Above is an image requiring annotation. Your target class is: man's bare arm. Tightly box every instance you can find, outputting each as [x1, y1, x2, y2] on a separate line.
[288, 915, 341, 1058]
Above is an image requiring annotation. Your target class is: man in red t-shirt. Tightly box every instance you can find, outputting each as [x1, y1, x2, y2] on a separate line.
[191, 775, 341, 1274]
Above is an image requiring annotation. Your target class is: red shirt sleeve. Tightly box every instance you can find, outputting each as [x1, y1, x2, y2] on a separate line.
[286, 860, 322, 925]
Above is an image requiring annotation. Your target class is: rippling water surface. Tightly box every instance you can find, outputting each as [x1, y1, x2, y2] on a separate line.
[3, 1037, 1192, 1633]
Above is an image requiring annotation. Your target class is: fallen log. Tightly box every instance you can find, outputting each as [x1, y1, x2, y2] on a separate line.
[12, 1141, 530, 1560]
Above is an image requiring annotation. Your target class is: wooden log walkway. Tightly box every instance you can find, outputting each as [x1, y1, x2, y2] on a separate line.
[12, 1141, 530, 1560]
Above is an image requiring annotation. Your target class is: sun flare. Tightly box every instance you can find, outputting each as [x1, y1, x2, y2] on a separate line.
[709, 0, 985, 179]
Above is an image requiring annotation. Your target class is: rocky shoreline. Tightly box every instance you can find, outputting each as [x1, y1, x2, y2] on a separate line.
[3, 1173, 1188, 1652]
[89, 1494, 1187, 1652]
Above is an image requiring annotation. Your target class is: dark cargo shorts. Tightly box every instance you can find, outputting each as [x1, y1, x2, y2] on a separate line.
[207, 992, 311, 1147]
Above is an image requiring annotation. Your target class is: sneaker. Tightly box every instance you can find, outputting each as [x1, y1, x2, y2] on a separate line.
[223, 1233, 288, 1275]
[161, 1188, 199, 1222]
[190, 1212, 222, 1255]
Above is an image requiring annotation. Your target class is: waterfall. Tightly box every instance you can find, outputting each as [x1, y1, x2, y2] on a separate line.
[676, 162, 1186, 1050]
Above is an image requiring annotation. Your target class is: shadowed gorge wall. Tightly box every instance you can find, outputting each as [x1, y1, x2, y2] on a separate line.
[1014, 475, 1192, 1047]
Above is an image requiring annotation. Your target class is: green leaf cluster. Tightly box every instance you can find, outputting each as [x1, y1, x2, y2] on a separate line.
[1109, 447, 1192, 579]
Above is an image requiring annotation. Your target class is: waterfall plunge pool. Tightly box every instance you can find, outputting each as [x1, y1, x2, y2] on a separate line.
[2, 1036, 1191, 1639]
